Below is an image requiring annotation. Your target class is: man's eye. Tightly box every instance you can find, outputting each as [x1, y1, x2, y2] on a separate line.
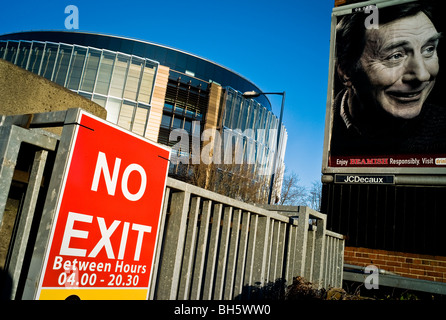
[387, 52, 404, 61]
[423, 45, 437, 57]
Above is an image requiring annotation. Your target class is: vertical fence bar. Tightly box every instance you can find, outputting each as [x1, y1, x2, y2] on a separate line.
[337, 238, 345, 288]
[268, 220, 279, 282]
[224, 209, 242, 300]
[268, 221, 276, 283]
[331, 237, 336, 287]
[202, 203, 223, 300]
[337, 239, 343, 287]
[23, 109, 79, 300]
[150, 187, 171, 299]
[293, 222, 302, 278]
[213, 206, 233, 299]
[284, 221, 297, 284]
[332, 238, 338, 287]
[332, 238, 336, 287]
[252, 216, 270, 288]
[334, 238, 341, 287]
[295, 207, 309, 277]
[244, 214, 258, 294]
[156, 190, 190, 299]
[325, 237, 331, 288]
[8, 150, 48, 299]
[0, 126, 20, 222]
[276, 222, 286, 283]
[322, 238, 328, 289]
[190, 200, 212, 300]
[304, 228, 316, 282]
[312, 217, 327, 289]
[233, 211, 250, 299]
[178, 196, 201, 300]
[327, 237, 332, 287]
[326, 237, 332, 288]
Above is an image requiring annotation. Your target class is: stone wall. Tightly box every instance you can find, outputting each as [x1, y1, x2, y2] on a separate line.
[0, 58, 105, 119]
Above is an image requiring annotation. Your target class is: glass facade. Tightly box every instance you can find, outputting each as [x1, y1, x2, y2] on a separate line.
[158, 75, 207, 149]
[222, 87, 287, 178]
[0, 39, 157, 136]
[0, 31, 271, 110]
[0, 31, 287, 199]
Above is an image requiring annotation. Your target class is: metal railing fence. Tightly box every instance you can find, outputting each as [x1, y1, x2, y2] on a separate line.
[150, 178, 344, 299]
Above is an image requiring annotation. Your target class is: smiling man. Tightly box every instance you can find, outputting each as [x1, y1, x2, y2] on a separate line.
[330, 1, 446, 156]
[359, 11, 440, 119]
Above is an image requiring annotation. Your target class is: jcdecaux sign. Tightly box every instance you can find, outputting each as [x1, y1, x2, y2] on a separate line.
[36, 111, 171, 300]
[335, 174, 395, 185]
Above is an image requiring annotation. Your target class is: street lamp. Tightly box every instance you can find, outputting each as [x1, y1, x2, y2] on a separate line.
[242, 90, 286, 204]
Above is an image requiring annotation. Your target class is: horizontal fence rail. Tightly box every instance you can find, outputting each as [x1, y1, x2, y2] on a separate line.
[0, 109, 345, 300]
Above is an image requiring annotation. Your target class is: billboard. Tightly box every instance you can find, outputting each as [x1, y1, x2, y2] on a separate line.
[322, 0, 446, 176]
[36, 111, 171, 300]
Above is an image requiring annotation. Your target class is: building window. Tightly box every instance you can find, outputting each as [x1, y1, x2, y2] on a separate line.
[16, 41, 31, 69]
[92, 94, 107, 108]
[0, 41, 7, 59]
[172, 116, 183, 129]
[3, 41, 18, 64]
[67, 46, 87, 91]
[105, 97, 121, 124]
[161, 113, 172, 128]
[133, 106, 149, 136]
[124, 57, 143, 101]
[53, 45, 73, 86]
[109, 54, 130, 98]
[40, 43, 59, 80]
[80, 48, 101, 92]
[117, 100, 135, 130]
[104, 97, 150, 136]
[95, 51, 115, 95]
[158, 77, 208, 149]
[28, 42, 45, 74]
[138, 60, 157, 104]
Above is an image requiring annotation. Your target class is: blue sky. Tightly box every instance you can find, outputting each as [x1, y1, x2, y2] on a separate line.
[0, 0, 334, 189]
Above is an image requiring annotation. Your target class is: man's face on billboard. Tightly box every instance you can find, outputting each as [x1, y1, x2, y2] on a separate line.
[355, 12, 441, 119]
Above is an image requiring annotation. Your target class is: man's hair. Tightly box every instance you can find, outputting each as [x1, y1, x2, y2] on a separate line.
[336, 1, 436, 79]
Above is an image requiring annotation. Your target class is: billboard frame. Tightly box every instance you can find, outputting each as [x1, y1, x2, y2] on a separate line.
[321, 0, 446, 181]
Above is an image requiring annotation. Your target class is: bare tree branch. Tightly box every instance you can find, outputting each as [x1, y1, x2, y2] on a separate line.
[306, 179, 322, 211]
[278, 170, 307, 206]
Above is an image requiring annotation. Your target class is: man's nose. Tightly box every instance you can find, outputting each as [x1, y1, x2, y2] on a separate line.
[402, 53, 431, 83]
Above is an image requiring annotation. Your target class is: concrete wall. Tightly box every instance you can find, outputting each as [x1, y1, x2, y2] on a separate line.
[0, 59, 106, 119]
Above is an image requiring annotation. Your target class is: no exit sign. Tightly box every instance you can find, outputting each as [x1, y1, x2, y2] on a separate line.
[36, 110, 170, 300]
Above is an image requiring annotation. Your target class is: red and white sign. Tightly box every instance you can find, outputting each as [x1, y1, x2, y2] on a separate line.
[36, 111, 170, 300]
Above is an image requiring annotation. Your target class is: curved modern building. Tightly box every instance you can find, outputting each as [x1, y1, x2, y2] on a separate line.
[0, 31, 287, 200]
